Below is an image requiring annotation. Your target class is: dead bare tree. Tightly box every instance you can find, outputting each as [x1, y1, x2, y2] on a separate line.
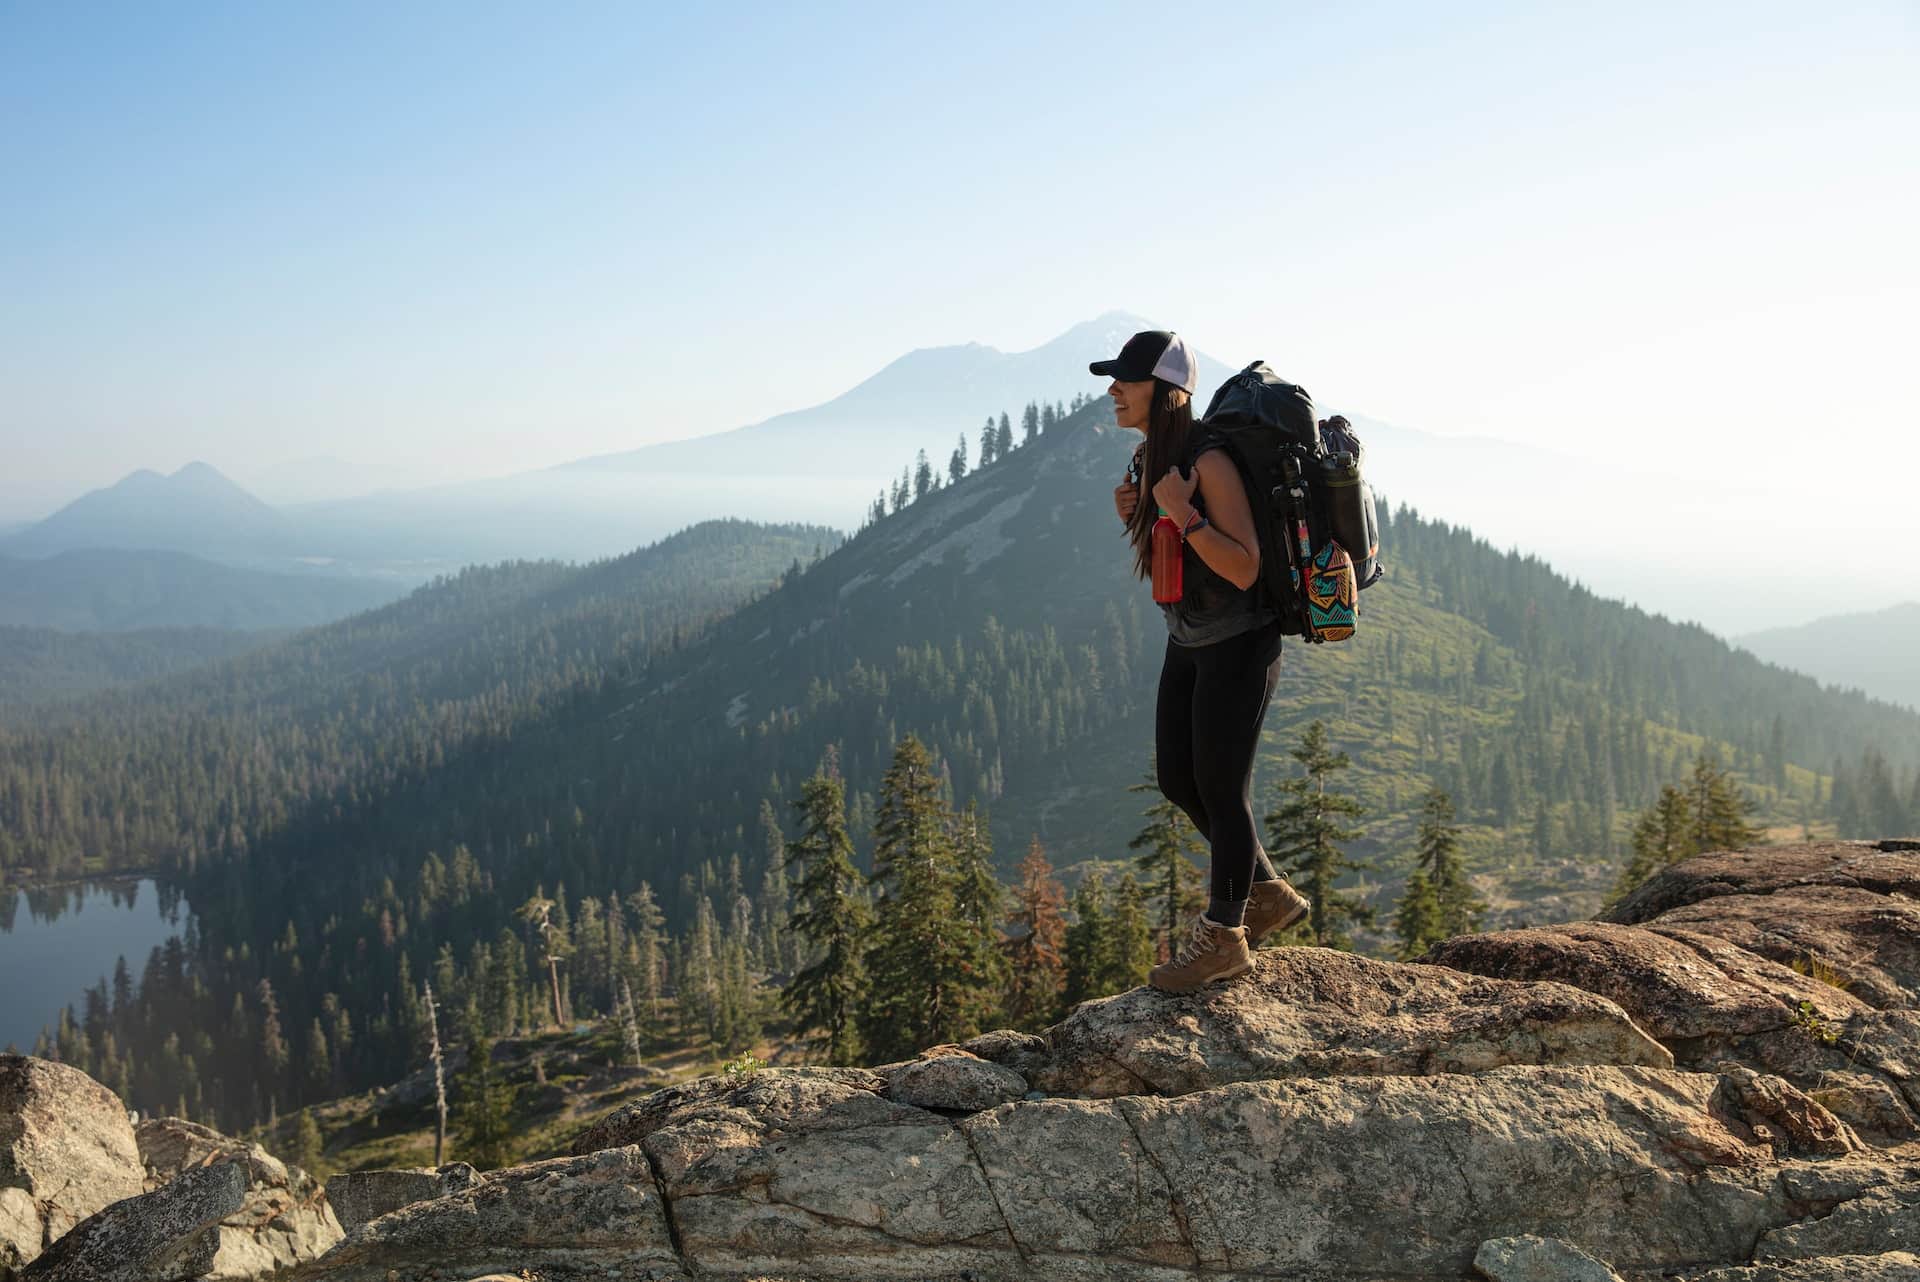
[619, 977, 643, 1069]
[518, 896, 571, 1029]
[423, 980, 447, 1166]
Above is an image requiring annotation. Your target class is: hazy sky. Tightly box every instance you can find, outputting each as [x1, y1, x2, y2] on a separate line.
[3, 0, 1915, 521]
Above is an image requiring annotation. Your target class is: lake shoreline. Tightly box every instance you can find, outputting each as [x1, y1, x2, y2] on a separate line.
[0, 866, 170, 896]
[1, 875, 196, 1052]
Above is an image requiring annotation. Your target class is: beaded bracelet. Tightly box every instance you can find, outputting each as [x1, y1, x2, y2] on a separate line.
[1182, 511, 1209, 537]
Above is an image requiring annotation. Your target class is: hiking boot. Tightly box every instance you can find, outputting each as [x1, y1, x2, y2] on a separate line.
[1243, 877, 1312, 947]
[1149, 913, 1254, 994]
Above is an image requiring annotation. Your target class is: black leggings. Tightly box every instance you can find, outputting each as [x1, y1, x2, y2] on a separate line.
[1155, 618, 1285, 905]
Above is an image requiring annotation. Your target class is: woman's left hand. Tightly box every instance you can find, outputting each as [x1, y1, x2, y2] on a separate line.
[1151, 464, 1198, 517]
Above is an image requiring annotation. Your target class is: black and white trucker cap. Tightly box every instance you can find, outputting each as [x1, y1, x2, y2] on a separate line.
[1088, 330, 1198, 395]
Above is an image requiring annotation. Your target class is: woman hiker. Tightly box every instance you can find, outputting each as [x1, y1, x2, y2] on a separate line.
[1095, 328, 1312, 994]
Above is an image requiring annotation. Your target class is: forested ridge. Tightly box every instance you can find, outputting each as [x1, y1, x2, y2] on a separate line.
[8, 393, 1920, 1138]
[0, 624, 271, 712]
[0, 517, 842, 876]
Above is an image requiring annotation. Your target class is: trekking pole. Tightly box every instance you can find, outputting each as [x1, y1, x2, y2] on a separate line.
[1278, 453, 1322, 642]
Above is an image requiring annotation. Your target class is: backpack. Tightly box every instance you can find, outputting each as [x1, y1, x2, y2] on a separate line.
[1193, 362, 1384, 643]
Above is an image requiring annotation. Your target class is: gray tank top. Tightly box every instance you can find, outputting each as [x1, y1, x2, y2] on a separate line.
[1158, 440, 1281, 647]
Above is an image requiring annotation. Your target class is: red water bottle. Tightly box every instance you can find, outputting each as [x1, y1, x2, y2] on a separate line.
[1151, 505, 1184, 603]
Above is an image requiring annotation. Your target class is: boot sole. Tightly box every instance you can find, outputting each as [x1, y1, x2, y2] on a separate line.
[1149, 956, 1255, 995]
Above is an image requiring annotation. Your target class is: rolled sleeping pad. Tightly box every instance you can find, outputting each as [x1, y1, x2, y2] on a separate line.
[1318, 450, 1380, 587]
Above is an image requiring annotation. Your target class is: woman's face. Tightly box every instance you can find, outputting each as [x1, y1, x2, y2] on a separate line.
[1108, 377, 1157, 433]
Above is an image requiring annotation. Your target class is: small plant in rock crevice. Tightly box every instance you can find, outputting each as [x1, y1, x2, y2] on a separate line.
[1788, 999, 1839, 1045]
[721, 1053, 766, 1080]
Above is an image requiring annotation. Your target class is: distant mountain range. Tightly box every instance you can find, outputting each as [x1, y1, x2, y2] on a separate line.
[554, 309, 1234, 477]
[3, 462, 297, 561]
[9, 311, 1914, 635]
[1737, 602, 1920, 713]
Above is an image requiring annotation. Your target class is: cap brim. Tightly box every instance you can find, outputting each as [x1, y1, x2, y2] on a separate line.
[1089, 358, 1147, 379]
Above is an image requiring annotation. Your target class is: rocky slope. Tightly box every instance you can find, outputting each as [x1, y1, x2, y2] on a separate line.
[290, 838, 1920, 1282]
[7, 839, 1918, 1281]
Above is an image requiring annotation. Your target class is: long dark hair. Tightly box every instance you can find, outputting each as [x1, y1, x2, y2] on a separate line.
[1124, 380, 1196, 581]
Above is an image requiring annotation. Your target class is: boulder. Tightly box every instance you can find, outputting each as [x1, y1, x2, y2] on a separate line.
[122, 1117, 340, 1278]
[1426, 850, 1920, 1144]
[17, 1159, 246, 1281]
[1029, 945, 1672, 1098]
[1423, 922, 1867, 1045]
[1473, 1233, 1624, 1281]
[878, 1053, 1028, 1112]
[1604, 839, 1920, 924]
[1640, 886, 1920, 1011]
[0, 1055, 143, 1277]
[1601, 840, 1920, 1010]
[321, 1163, 479, 1234]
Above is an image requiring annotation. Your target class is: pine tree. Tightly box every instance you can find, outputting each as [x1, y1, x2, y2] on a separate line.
[949, 432, 969, 484]
[913, 449, 934, 501]
[290, 1108, 323, 1175]
[1415, 788, 1484, 940]
[995, 412, 1013, 458]
[1002, 836, 1067, 1030]
[1264, 721, 1374, 950]
[1104, 873, 1154, 992]
[1606, 784, 1694, 906]
[1391, 870, 1443, 960]
[685, 895, 721, 1043]
[256, 979, 287, 1116]
[626, 883, 666, 1025]
[756, 799, 794, 974]
[979, 416, 999, 468]
[859, 733, 989, 1062]
[1022, 403, 1040, 444]
[948, 799, 1012, 1031]
[305, 1018, 331, 1097]
[714, 926, 757, 1056]
[1128, 760, 1206, 960]
[454, 1032, 516, 1170]
[1062, 869, 1115, 1008]
[782, 747, 872, 1065]
[1687, 751, 1762, 852]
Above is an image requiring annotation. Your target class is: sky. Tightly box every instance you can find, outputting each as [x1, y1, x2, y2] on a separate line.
[3, 0, 1916, 522]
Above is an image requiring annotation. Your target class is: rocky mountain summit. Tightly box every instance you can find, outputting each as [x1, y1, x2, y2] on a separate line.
[7, 838, 1919, 1281]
